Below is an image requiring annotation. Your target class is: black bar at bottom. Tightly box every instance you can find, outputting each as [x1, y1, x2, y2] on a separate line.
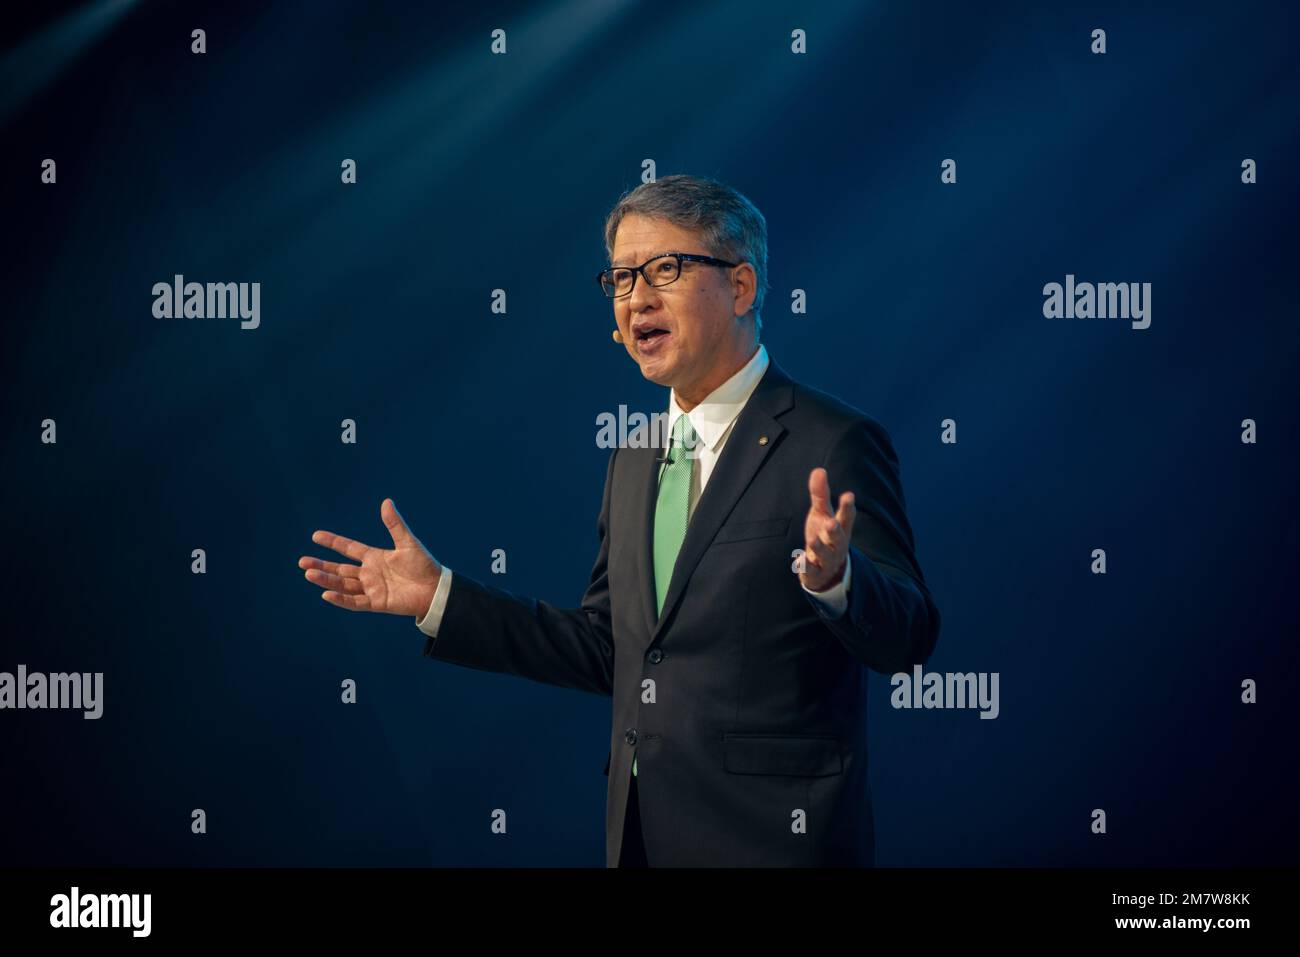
[0, 867, 1279, 943]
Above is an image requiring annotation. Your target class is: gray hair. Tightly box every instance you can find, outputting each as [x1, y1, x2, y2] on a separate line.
[602, 174, 769, 333]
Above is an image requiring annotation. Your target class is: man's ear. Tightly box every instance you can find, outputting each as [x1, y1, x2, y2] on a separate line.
[732, 263, 758, 318]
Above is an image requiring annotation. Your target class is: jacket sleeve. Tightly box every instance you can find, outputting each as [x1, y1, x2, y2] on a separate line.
[805, 417, 941, 674]
[418, 449, 617, 698]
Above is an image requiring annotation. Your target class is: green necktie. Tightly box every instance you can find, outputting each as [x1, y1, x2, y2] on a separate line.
[637, 413, 697, 777]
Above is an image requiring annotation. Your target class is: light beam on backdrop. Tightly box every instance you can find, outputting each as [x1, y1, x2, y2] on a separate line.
[0, 0, 138, 130]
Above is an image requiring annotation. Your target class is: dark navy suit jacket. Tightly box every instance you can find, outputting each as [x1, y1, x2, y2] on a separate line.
[422, 358, 940, 866]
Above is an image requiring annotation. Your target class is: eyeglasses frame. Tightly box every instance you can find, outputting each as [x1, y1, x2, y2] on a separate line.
[596, 251, 741, 299]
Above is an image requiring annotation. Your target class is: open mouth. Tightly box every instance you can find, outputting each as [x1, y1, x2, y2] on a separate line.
[635, 326, 670, 343]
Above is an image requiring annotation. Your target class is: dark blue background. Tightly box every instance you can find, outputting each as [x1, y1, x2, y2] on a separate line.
[2, 0, 1296, 866]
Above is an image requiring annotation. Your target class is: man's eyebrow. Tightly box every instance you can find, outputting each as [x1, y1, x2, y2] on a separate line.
[611, 250, 675, 267]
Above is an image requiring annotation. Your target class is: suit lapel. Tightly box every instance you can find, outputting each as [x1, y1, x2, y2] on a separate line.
[631, 360, 796, 649]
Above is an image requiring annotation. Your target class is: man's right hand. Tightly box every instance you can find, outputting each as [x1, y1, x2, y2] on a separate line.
[298, 498, 441, 617]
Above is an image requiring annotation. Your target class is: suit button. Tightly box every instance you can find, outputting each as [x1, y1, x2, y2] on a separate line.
[624, 728, 638, 745]
[648, 649, 663, 664]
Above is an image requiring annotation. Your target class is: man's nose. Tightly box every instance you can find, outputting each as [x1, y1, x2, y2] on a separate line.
[628, 269, 659, 311]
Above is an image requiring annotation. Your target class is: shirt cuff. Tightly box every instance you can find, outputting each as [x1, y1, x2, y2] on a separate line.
[802, 555, 851, 619]
[415, 567, 453, 638]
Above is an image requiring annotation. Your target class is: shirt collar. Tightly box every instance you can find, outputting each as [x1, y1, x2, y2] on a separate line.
[666, 343, 770, 452]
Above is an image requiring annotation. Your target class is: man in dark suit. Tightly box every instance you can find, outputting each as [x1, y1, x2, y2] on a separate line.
[298, 174, 940, 867]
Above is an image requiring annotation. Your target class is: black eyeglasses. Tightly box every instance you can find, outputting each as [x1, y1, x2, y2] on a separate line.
[596, 251, 739, 299]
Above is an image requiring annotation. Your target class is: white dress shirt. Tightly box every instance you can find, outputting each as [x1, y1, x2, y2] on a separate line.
[415, 343, 850, 638]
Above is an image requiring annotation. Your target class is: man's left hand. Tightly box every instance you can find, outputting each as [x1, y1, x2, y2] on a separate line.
[800, 467, 856, 592]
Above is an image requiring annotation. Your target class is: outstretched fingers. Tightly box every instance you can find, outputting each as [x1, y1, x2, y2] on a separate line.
[298, 555, 361, 578]
[303, 566, 365, 595]
[807, 467, 833, 516]
[311, 529, 370, 562]
[381, 498, 416, 547]
[835, 491, 856, 539]
[320, 589, 372, 611]
[803, 471, 855, 584]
